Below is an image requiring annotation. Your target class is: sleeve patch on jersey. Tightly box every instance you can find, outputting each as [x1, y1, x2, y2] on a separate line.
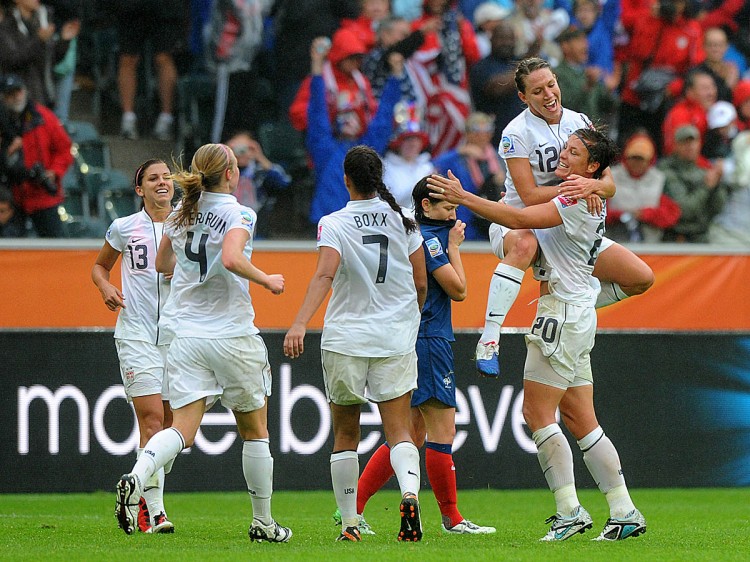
[501, 135, 515, 155]
[317, 224, 323, 241]
[556, 195, 577, 208]
[425, 237, 444, 258]
[105, 227, 112, 240]
[240, 210, 255, 228]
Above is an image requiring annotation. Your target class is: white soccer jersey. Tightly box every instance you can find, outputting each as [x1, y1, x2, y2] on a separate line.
[317, 197, 423, 357]
[534, 196, 605, 306]
[105, 210, 171, 345]
[499, 107, 592, 209]
[160, 191, 259, 338]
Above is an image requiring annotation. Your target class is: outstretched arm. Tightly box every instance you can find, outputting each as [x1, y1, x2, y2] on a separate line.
[428, 171, 563, 230]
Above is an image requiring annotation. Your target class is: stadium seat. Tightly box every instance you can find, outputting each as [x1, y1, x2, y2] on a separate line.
[65, 120, 101, 145]
[256, 120, 308, 173]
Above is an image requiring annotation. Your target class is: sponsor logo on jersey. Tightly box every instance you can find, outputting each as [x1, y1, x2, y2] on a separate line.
[501, 135, 515, 155]
[240, 210, 254, 229]
[557, 195, 577, 208]
[425, 237, 444, 258]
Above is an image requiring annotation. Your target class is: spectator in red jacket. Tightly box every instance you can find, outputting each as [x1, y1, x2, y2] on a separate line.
[341, 0, 392, 52]
[289, 26, 378, 134]
[662, 69, 718, 155]
[608, 131, 681, 243]
[0, 74, 72, 237]
[617, 0, 704, 151]
[733, 79, 750, 131]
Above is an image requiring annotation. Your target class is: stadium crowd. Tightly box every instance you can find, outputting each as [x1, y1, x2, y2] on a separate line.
[0, 0, 749, 244]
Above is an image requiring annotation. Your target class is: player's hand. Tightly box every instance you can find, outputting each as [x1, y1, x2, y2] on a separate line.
[557, 174, 598, 199]
[583, 194, 603, 216]
[265, 274, 285, 295]
[101, 285, 125, 311]
[427, 170, 466, 204]
[283, 323, 306, 358]
[449, 219, 465, 247]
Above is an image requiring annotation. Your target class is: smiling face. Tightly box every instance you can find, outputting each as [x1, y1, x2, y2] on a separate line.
[518, 67, 563, 124]
[556, 134, 598, 179]
[137, 162, 174, 207]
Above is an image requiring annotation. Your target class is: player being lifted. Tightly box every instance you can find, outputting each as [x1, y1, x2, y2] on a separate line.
[475, 57, 653, 377]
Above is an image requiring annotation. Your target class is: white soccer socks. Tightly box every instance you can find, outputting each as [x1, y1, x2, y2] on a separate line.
[534, 423, 580, 516]
[578, 426, 636, 518]
[480, 263, 524, 344]
[243, 439, 274, 525]
[595, 281, 629, 309]
[132, 427, 185, 489]
[390, 441, 420, 498]
[331, 450, 359, 528]
[138, 448, 166, 522]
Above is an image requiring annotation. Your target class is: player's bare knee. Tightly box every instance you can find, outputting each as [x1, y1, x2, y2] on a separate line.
[506, 233, 538, 267]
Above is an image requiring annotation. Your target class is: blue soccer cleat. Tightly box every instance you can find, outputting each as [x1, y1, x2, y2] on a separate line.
[475, 341, 500, 377]
[593, 509, 647, 541]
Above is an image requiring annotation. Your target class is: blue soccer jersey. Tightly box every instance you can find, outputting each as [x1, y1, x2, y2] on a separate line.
[418, 218, 455, 341]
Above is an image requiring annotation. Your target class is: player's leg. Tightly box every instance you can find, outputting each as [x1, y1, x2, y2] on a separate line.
[330, 403, 362, 541]
[523, 345, 592, 541]
[592, 240, 654, 308]
[560, 386, 647, 541]
[132, 394, 167, 533]
[477, 226, 537, 376]
[378, 394, 423, 542]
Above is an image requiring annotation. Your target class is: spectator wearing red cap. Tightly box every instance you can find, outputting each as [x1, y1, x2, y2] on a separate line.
[732, 80, 750, 130]
[608, 131, 680, 243]
[289, 27, 378, 133]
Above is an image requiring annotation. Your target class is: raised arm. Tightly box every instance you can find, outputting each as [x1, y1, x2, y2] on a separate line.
[431, 220, 467, 301]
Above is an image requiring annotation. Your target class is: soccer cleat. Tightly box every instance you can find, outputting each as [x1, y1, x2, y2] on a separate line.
[540, 505, 593, 542]
[120, 116, 138, 141]
[397, 493, 422, 542]
[248, 519, 293, 543]
[336, 526, 362, 542]
[593, 509, 647, 541]
[152, 114, 174, 141]
[475, 341, 500, 377]
[441, 518, 497, 534]
[151, 511, 175, 534]
[332, 508, 375, 535]
[115, 474, 143, 535]
[137, 497, 152, 533]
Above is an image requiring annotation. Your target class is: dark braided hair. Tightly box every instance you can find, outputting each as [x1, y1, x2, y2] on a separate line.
[343, 145, 417, 234]
[571, 126, 619, 178]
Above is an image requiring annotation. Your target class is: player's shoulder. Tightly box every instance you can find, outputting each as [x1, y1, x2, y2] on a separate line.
[561, 108, 592, 129]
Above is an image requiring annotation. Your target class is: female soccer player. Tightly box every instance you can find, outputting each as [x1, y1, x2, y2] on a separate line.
[343, 177, 496, 535]
[283, 145, 428, 542]
[92, 159, 175, 534]
[114, 144, 291, 543]
[475, 57, 654, 377]
[429, 127, 647, 542]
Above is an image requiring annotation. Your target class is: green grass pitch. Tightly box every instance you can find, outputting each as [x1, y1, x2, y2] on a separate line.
[1, 488, 748, 561]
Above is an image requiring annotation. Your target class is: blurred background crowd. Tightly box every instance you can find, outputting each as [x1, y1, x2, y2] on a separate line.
[0, 0, 749, 245]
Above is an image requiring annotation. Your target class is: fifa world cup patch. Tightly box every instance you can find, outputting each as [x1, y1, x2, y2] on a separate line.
[501, 135, 515, 155]
[425, 237, 444, 258]
[240, 210, 255, 229]
[556, 195, 577, 208]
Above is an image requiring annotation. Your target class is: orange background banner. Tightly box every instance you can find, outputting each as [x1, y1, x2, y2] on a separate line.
[1, 246, 749, 331]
